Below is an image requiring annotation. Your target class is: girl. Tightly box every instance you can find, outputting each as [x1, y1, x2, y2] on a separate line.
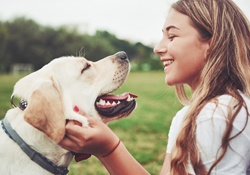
[60, 0, 250, 174]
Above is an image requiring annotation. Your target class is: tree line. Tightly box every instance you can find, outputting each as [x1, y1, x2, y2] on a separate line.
[0, 17, 162, 73]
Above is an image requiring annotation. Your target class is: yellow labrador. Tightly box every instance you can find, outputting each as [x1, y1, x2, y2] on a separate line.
[0, 51, 137, 175]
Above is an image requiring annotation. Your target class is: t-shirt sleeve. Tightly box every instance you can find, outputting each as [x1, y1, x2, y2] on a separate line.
[166, 106, 189, 153]
[166, 106, 196, 174]
[196, 98, 250, 174]
[166, 116, 179, 153]
[166, 94, 250, 174]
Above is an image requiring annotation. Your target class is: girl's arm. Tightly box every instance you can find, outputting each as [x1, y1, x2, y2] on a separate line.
[60, 118, 149, 175]
[98, 142, 150, 175]
[160, 154, 171, 175]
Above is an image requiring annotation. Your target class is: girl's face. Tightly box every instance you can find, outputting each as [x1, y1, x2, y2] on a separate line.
[154, 9, 209, 90]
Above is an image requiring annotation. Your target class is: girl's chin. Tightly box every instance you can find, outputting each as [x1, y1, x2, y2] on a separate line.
[165, 76, 175, 86]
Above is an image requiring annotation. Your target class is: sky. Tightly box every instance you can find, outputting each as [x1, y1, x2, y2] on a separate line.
[0, 0, 249, 46]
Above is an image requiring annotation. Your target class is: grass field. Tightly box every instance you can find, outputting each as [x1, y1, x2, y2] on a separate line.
[0, 72, 183, 175]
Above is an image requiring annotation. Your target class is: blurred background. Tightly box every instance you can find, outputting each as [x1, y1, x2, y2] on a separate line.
[0, 0, 249, 73]
[0, 0, 249, 174]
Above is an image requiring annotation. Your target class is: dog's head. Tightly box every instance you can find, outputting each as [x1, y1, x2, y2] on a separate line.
[11, 51, 137, 143]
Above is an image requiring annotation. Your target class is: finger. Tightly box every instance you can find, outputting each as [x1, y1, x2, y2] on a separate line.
[66, 122, 85, 135]
[65, 133, 83, 145]
[86, 116, 105, 128]
[68, 114, 101, 128]
[59, 136, 78, 152]
[74, 153, 91, 162]
[67, 119, 85, 127]
[65, 125, 87, 144]
[66, 119, 99, 136]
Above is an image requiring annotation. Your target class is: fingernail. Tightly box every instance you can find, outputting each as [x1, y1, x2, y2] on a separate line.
[73, 106, 79, 112]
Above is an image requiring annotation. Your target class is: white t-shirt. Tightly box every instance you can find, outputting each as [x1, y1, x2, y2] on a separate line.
[166, 92, 250, 175]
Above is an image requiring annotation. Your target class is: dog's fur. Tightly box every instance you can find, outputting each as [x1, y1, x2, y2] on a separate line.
[0, 53, 135, 175]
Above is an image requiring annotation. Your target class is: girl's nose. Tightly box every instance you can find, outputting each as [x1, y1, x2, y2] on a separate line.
[153, 39, 168, 55]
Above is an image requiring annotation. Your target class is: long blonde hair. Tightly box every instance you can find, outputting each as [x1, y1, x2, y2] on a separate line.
[170, 0, 250, 174]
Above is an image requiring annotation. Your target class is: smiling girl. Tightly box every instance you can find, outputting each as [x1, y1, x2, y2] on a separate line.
[60, 0, 250, 174]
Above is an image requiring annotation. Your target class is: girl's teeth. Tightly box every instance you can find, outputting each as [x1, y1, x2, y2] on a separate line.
[163, 60, 174, 66]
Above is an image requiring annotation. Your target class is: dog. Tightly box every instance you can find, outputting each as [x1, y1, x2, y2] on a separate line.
[0, 51, 137, 175]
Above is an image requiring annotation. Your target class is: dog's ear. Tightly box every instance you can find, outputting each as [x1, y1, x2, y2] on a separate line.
[23, 78, 66, 143]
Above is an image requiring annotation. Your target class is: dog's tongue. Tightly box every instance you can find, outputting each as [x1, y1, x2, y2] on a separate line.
[99, 93, 138, 100]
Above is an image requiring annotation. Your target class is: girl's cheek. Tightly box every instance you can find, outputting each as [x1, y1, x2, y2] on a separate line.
[167, 43, 175, 54]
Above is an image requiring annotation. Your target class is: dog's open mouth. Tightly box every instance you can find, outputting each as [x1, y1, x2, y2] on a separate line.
[95, 93, 138, 117]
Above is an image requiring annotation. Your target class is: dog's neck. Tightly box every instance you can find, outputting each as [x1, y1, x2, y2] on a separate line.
[1, 117, 70, 175]
[3, 108, 73, 174]
[10, 98, 74, 165]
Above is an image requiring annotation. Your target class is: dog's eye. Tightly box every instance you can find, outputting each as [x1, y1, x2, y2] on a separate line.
[81, 63, 91, 73]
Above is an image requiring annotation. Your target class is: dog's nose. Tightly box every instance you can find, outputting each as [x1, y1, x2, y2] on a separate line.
[115, 51, 128, 60]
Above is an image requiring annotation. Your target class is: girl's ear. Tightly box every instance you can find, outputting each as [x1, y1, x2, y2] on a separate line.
[203, 40, 211, 59]
[24, 78, 66, 143]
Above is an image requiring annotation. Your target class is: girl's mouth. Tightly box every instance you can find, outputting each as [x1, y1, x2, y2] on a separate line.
[163, 60, 174, 67]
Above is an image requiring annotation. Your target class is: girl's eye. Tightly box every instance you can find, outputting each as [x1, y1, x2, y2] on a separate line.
[81, 63, 91, 74]
[168, 35, 176, 41]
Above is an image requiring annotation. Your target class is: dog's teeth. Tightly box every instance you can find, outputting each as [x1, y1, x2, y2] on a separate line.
[96, 99, 124, 107]
[127, 95, 130, 101]
[126, 95, 134, 101]
[107, 101, 111, 105]
[99, 99, 106, 105]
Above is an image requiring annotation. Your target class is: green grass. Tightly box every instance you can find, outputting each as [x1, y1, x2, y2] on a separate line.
[0, 72, 183, 175]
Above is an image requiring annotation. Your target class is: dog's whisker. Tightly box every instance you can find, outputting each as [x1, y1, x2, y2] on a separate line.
[77, 47, 86, 57]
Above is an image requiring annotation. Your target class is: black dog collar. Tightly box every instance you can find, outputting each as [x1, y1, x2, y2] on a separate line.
[4, 96, 69, 175]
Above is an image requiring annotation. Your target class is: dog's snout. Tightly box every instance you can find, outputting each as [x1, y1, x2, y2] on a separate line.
[115, 51, 128, 60]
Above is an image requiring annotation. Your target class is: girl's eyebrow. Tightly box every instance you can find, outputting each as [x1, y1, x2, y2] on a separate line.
[162, 25, 180, 33]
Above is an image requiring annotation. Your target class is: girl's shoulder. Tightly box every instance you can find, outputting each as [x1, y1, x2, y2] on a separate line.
[172, 106, 190, 124]
[198, 91, 250, 122]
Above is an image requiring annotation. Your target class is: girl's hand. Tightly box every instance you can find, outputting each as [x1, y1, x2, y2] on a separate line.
[59, 116, 120, 157]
